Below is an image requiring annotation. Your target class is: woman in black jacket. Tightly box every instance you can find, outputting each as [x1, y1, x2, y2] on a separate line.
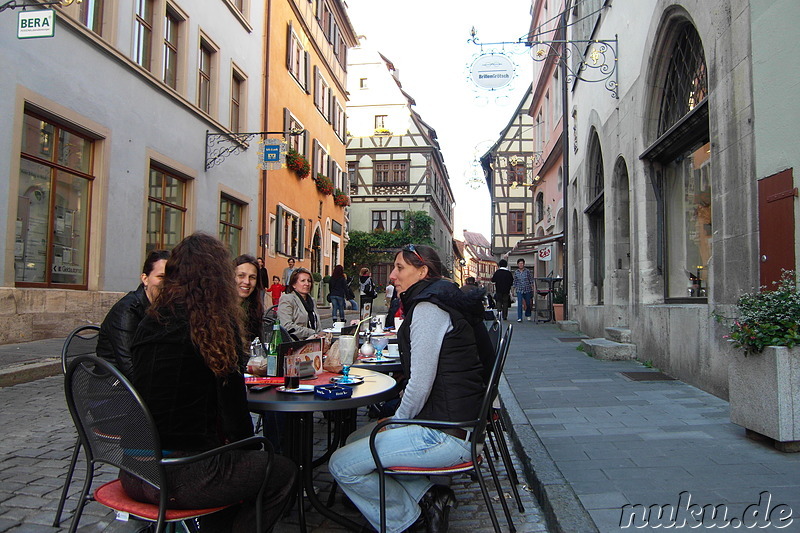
[95, 249, 170, 378]
[125, 233, 295, 532]
[327, 264, 349, 323]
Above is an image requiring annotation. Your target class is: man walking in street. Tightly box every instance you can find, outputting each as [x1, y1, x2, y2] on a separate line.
[491, 259, 513, 321]
[513, 258, 535, 322]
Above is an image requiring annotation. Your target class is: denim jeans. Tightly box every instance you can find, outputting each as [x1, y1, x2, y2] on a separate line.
[328, 422, 471, 533]
[517, 291, 533, 320]
[330, 295, 346, 322]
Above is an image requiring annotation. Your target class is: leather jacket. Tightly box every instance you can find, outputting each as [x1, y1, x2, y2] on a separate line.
[96, 284, 149, 378]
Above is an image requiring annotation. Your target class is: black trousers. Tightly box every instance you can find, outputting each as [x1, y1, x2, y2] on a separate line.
[121, 449, 296, 533]
[495, 292, 511, 320]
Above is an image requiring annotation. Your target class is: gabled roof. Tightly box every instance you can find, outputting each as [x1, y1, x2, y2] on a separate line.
[479, 83, 534, 190]
[463, 231, 496, 262]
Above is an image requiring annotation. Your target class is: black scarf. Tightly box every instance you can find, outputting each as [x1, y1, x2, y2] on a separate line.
[298, 292, 317, 330]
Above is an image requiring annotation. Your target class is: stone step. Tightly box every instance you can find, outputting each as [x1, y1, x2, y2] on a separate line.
[605, 327, 632, 344]
[579, 338, 636, 360]
[557, 320, 580, 332]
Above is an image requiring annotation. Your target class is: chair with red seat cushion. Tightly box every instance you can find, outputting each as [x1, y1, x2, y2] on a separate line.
[63, 354, 272, 533]
[52, 324, 101, 528]
[368, 325, 516, 533]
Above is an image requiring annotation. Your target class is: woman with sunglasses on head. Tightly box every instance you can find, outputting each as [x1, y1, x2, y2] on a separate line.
[277, 267, 321, 340]
[234, 254, 265, 344]
[329, 244, 493, 533]
[127, 233, 296, 532]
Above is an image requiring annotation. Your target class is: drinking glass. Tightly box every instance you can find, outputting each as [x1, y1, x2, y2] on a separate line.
[372, 336, 389, 360]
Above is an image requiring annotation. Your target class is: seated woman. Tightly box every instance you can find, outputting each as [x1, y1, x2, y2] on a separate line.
[96, 249, 170, 378]
[327, 264, 349, 323]
[277, 267, 321, 340]
[126, 233, 296, 532]
[234, 254, 264, 343]
[329, 244, 489, 533]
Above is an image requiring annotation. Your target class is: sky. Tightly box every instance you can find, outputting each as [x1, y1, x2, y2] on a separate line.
[345, 0, 534, 239]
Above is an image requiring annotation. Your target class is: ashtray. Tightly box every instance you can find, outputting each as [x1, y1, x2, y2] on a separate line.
[314, 384, 353, 400]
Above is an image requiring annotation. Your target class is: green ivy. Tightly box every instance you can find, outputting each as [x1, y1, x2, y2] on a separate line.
[343, 210, 435, 279]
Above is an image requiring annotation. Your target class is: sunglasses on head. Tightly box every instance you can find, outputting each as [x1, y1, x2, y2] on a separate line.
[404, 244, 425, 264]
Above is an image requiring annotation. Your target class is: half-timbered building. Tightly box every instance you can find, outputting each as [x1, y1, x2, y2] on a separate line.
[346, 42, 455, 283]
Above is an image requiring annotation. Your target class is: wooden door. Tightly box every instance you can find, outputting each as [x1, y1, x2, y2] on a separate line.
[758, 168, 796, 288]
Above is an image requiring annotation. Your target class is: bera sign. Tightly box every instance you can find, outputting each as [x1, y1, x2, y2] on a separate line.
[469, 53, 515, 91]
[18, 10, 55, 39]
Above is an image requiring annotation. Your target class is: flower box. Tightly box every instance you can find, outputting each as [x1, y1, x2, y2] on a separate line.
[728, 345, 800, 450]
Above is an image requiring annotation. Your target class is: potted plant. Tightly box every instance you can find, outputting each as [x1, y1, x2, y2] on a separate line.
[313, 173, 334, 195]
[333, 188, 350, 207]
[717, 271, 800, 451]
[285, 148, 310, 179]
[551, 285, 565, 321]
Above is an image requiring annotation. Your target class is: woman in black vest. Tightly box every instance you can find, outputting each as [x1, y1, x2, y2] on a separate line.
[329, 244, 488, 533]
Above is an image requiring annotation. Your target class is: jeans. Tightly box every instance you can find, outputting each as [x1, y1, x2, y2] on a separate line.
[347, 299, 359, 311]
[517, 291, 533, 320]
[329, 422, 471, 533]
[121, 449, 296, 533]
[330, 295, 346, 322]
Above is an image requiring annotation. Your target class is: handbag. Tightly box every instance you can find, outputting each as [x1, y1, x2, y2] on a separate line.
[326, 293, 332, 303]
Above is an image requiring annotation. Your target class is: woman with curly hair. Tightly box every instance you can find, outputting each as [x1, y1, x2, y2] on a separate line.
[126, 233, 296, 532]
[234, 254, 265, 343]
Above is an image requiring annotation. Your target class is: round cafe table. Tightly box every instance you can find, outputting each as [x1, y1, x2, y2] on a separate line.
[248, 368, 399, 532]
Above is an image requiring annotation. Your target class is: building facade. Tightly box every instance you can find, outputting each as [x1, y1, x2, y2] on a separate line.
[1, 0, 268, 342]
[564, 0, 798, 398]
[462, 230, 496, 288]
[262, 0, 357, 282]
[346, 42, 456, 281]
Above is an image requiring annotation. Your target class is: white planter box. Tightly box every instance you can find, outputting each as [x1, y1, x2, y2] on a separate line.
[729, 346, 800, 443]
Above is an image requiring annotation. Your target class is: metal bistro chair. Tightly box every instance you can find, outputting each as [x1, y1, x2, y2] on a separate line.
[369, 325, 517, 533]
[52, 324, 101, 527]
[64, 355, 272, 533]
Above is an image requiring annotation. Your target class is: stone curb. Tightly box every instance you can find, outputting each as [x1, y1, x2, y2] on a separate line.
[498, 374, 599, 533]
[0, 358, 61, 387]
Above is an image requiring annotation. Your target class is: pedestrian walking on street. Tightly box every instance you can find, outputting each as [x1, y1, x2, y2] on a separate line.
[359, 267, 377, 319]
[513, 258, 535, 322]
[491, 259, 513, 321]
[328, 264, 349, 323]
[282, 256, 296, 285]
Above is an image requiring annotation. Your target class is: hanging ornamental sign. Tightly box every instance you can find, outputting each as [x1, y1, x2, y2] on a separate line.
[468, 52, 516, 91]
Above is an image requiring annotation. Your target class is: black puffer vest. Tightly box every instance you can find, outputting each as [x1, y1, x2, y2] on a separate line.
[397, 278, 487, 423]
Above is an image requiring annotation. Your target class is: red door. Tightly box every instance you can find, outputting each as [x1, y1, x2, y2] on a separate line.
[758, 168, 796, 289]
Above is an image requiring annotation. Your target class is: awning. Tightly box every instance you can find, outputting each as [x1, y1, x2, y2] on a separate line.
[509, 233, 564, 255]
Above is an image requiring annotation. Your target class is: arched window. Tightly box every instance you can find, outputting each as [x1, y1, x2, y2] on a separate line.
[535, 192, 544, 223]
[585, 132, 605, 304]
[643, 21, 711, 300]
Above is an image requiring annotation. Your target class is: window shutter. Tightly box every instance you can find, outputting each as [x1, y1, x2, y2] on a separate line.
[283, 108, 290, 133]
[304, 52, 311, 93]
[313, 66, 320, 106]
[286, 22, 293, 70]
[298, 218, 306, 259]
[302, 131, 308, 157]
[275, 205, 283, 253]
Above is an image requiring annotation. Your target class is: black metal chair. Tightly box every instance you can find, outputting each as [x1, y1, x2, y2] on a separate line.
[369, 325, 516, 533]
[52, 324, 101, 527]
[64, 355, 272, 533]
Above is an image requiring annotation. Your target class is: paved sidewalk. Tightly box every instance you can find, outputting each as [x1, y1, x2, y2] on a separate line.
[499, 321, 800, 532]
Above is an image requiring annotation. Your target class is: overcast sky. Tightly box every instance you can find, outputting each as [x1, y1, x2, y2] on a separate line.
[345, 0, 534, 239]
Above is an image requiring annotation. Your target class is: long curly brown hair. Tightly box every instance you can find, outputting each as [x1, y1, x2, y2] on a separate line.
[151, 233, 242, 376]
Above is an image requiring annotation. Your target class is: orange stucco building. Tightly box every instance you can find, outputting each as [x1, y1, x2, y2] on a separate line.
[261, 0, 357, 284]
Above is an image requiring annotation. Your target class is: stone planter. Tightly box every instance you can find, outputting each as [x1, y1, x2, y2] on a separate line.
[728, 345, 800, 451]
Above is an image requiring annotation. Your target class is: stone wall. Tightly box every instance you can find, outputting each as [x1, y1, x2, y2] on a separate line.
[0, 288, 123, 344]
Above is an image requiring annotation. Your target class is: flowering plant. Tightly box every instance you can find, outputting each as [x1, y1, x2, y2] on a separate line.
[715, 271, 800, 354]
[333, 189, 350, 207]
[313, 173, 334, 195]
[285, 148, 310, 179]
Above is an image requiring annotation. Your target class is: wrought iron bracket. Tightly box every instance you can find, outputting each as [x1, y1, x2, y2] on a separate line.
[1, 0, 79, 12]
[204, 128, 302, 171]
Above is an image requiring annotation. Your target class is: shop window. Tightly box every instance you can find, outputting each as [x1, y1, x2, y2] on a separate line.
[146, 164, 187, 253]
[15, 111, 94, 287]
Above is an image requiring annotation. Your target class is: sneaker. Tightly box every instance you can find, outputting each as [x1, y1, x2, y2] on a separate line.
[517, 319, 522, 322]
[527, 317, 532, 321]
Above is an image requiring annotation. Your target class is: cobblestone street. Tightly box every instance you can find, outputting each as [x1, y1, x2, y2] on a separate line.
[0, 375, 547, 532]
